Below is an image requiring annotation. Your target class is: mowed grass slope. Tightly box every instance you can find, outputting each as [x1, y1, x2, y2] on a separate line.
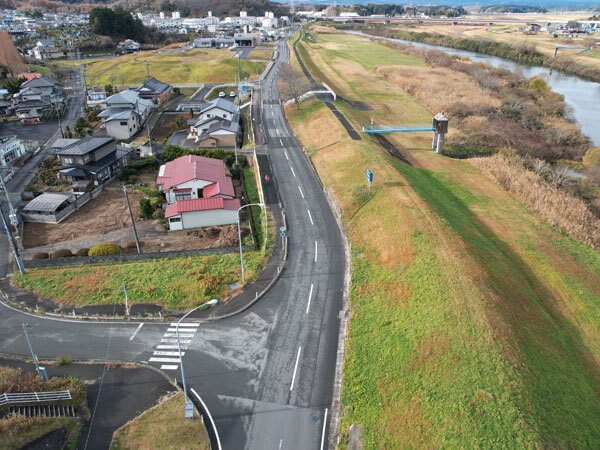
[287, 29, 600, 447]
[54, 48, 265, 87]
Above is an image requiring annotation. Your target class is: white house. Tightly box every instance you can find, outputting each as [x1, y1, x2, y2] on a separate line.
[0, 136, 26, 166]
[98, 90, 152, 139]
[156, 155, 239, 231]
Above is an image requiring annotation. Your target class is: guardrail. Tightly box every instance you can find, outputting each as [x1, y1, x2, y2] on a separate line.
[0, 390, 72, 406]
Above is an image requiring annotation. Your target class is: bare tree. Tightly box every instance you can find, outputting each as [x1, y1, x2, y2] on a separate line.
[531, 158, 549, 176]
[550, 165, 574, 188]
[279, 63, 310, 109]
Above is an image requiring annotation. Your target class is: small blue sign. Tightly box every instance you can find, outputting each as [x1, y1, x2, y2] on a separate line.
[366, 169, 373, 183]
[185, 402, 194, 418]
[242, 84, 247, 91]
[281, 232, 286, 238]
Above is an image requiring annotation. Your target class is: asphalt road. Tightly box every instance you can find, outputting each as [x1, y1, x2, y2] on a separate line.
[0, 32, 346, 450]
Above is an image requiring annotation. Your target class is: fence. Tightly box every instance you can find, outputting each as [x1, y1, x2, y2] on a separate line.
[0, 390, 71, 406]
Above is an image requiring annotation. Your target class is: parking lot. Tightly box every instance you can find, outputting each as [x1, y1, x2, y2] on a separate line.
[0, 119, 59, 145]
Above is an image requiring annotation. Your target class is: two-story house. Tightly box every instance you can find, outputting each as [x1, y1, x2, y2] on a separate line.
[13, 77, 62, 121]
[156, 154, 239, 230]
[187, 98, 240, 145]
[136, 77, 172, 104]
[55, 136, 134, 184]
[98, 90, 152, 140]
[0, 136, 26, 167]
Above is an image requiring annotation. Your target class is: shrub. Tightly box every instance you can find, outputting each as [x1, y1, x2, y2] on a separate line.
[89, 242, 121, 256]
[57, 355, 72, 366]
[584, 147, 600, 167]
[149, 196, 162, 208]
[152, 208, 163, 219]
[75, 248, 90, 257]
[32, 252, 49, 260]
[51, 249, 73, 258]
[139, 198, 152, 218]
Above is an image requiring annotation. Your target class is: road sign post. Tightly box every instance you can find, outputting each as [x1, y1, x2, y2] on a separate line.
[366, 169, 373, 189]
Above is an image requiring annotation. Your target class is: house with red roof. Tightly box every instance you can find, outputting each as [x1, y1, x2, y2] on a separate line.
[156, 154, 240, 230]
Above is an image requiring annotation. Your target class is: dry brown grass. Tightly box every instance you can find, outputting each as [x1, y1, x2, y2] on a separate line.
[473, 153, 600, 249]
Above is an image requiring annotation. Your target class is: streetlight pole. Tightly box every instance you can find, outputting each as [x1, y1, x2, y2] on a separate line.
[0, 203, 24, 274]
[23, 323, 48, 384]
[122, 185, 141, 254]
[177, 298, 218, 418]
[237, 203, 265, 283]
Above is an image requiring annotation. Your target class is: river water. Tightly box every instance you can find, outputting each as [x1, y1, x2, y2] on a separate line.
[347, 30, 600, 146]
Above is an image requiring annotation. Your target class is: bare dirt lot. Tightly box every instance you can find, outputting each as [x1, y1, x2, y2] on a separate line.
[23, 183, 146, 248]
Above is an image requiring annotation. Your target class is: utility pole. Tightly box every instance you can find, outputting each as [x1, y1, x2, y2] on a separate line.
[0, 173, 18, 227]
[122, 185, 141, 254]
[147, 124, 153, 155]
[23, 323, 48, 384]
[0, 203, 24, 274]
[145, 60, 150, 78]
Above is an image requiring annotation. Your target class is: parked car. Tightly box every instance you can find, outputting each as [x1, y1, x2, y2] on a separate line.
[218, 91, 226, 97]
[229, 91, 236, 97]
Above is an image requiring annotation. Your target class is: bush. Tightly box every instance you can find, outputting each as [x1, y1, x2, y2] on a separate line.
[75, 248, 90, 257]
[139, 198, 152, 218]
[32, 252, 49, 260]
[149, 196, 162, 208]
[89, 242, 121, 256]
[152, 208, 163, 219]
[51, 249, 73, 258]
[57, 355, 72, 366]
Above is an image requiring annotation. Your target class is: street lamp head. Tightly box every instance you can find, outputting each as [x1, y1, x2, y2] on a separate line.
[206, 299, 218, 306]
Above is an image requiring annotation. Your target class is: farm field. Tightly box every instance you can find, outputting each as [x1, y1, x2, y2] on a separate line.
[288, 27, 600, 447]
[389, 22, 600, 69]
[52, 47, 266, 87]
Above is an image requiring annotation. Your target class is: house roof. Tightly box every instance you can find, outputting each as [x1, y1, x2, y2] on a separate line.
[156, 155, 234, 198]
[17, 72, 41, 80]
[201, 98, 238, 114]
[52, 138, 79, 149]
[21, 77, 55, 89]
[138, 77, 171, 95]
[14, 99, 50, 110]
[164, 197, 240, 218]
[24, 192, 70, 213]
[104, 90, 140, 106]
[54, 136, 114, 156]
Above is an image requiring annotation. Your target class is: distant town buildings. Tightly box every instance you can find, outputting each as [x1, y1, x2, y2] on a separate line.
[117, 39, 141, 53]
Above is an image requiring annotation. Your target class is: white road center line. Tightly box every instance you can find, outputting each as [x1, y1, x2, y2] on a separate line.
[129, 323, 143, 341]
[279, 439, 283, 449]
[315, 241, 318, 262]
[160, 365, 179, 371]
[305, 283, 314, 314]
[284, 151, 289, 161]
[280, 138, 283, 146]
[307, 210, 314, 225]
[170, 323, 200, 327]
[290, 166, 296, 177]
[320, 408, 329, 450]
[290, 346, 302, 391]
[298, 186, 304, 199]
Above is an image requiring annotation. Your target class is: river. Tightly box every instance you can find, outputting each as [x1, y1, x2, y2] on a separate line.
[347, 30, 600, 146]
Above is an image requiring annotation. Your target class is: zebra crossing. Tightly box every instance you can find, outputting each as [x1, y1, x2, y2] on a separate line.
[149, 322, 200, 371]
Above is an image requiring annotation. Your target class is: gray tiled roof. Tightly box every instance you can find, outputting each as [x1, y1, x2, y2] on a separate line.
[138, 77, 171, 94]
[24, 192, 70, 213]
[54, 136, 114, 156]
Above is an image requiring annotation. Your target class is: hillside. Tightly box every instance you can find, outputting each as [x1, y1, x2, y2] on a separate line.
[0, 30, 26, 77]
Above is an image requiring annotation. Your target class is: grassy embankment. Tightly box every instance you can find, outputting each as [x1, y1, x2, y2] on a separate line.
[111, 392, 209, 450]
[52, 48, 265, 87]
[288, 28, 600, 447]
[0, 365, 86, 449]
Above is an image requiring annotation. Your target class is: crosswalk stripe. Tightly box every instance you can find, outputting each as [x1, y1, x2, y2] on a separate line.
[149, 357, 180, 363]
[153, 351, 183, 357]
[160, 365, 179, 370]
[166, 328, 197, 333]
[161, 339, 191, 344]
[170, 323, 200, 328]
[163, 333, 194, 338]
[156, 345, 180, 349]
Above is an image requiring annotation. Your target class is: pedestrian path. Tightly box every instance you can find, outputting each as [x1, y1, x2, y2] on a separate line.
[149, 323, 200, 371]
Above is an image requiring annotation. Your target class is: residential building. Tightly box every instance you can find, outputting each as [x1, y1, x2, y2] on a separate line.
[234, 32, 262, 47]
[30, 41, 64, 60]
[14, 99, 52, 122]
[13, 77, 62, 122]
[0, 136, 26, 166]
[86, 89, 107, 108]
[135, 77, 172, 104]
[157, 154, 235, 204]
[54, 136, 134, 184]
[164, 197, 240, 230]
[194, 120, 239, 148]
[22, 192, 73, 223]
[198, 98, 238, 122]
[117, 39, 141, 52]
[98, 90, 152, 139]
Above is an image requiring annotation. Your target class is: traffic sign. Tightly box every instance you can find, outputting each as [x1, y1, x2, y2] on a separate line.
[185, 401, 194, 419]
[281, 232, 285, 238]
[366, 169, 373, 189]
[280, 226, 285, 232]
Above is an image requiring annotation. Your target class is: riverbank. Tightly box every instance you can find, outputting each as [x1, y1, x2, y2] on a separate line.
[334, 23, 600, 84]
[290, 25, 600, 447]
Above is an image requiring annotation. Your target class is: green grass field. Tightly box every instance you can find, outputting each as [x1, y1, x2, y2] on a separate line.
[53, 48, 266, 87]
[111, 392, 209, 450]
[287, 26, 600, 447]
[11, 252, 265, 310]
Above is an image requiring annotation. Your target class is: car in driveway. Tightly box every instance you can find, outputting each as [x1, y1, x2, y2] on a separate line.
[219, 91, 226, 97]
